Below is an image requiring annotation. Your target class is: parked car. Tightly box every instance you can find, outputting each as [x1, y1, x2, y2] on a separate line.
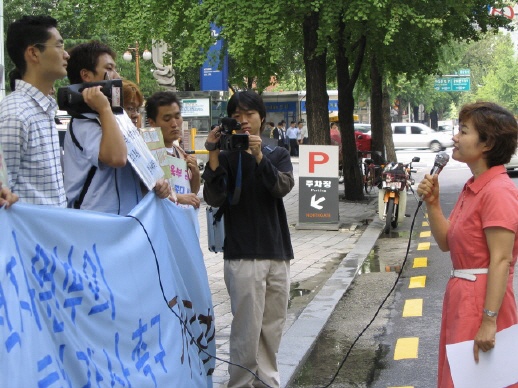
[505, 148, 518, 171]
[330, 126, 372, 156]
[391, 122, 453, 152]
[354, 123, 371, 135]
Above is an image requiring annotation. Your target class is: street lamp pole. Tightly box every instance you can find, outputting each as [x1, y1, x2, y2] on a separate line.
[123, 41, 152, 85]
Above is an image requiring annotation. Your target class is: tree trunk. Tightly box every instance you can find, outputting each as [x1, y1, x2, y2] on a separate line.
[336, 27, 366, 201]
[430, 110, 438, 129]
[369, 54, 385, 164]
[303, 12, 329, 146]
[383, 85, 396, 163]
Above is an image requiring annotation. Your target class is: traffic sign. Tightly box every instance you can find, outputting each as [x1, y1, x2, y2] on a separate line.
[434, 77, 471, 92]
[297, 145, 340, 229]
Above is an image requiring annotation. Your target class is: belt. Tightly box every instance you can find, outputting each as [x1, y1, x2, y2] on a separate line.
[450, 268, 488, 281]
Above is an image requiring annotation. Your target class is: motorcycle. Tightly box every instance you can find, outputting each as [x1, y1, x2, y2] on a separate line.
[378, 156, 420, 234]
[404, 156, 420, 191]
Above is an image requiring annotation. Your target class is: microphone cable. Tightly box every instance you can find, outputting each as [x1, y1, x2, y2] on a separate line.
[127, 214, 275, 388]
[318, 195, 425, 388]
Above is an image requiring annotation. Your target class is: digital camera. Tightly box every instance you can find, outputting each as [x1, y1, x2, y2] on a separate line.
[57, 79, 124, 117]
[219, 117, 249, 151]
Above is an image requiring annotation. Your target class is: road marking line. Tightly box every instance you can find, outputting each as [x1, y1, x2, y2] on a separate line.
[388, 386, 414, 388]
[403, 299, 423, 317]
[419, 231, 431, 238]
[409, 276, 426, 288]
[394, 337, 419, 359]
[413, 257, 428, 268]
[422, 221, 429, 227]
[417, 242, 431, 250]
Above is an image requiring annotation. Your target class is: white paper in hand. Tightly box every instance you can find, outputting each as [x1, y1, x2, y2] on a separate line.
[446, 324, 518, 388]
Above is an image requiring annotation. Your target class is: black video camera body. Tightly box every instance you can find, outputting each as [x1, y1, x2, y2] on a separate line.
[57, 79, 123, 118]
[219, 117, 249, 151]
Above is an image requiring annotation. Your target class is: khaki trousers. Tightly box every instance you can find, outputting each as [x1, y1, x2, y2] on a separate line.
[224, 259, 290, 388]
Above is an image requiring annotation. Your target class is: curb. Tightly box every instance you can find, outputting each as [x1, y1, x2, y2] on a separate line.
[278, 216, 385, 387]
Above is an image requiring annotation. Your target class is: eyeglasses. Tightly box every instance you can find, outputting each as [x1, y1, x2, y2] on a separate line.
[124, 106, 140, 114]
[34, 42, 65, 50]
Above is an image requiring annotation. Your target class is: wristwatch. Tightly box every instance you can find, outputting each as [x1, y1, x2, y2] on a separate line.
[205, 141, 219, 151]
[483, 308, 498, 317]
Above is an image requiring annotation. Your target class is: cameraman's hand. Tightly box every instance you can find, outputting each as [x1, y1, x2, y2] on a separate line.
[247, 132, 263, 163]
[206, 126, 221, 145]
[82, 86, 111, 115]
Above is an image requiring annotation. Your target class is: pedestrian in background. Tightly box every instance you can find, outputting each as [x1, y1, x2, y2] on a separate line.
[417, 101, 518, 388]
[298, 121, 309, 144]
[286, 121, 300, 156]
[273, 121, 288, 150]
[0, 15, 69, 206]
[203, 90, 294, 388]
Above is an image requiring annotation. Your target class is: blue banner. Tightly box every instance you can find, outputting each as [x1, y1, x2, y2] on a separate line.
[200, 24, 229, 91]
[0, 194, 215, 387]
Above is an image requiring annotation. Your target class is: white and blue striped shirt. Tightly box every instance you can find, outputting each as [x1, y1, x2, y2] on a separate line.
[0, 80, 66, 207]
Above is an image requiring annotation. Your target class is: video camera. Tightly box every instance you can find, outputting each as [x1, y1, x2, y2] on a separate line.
[57, 79, 124, 118]
[219, 117, 249, 151]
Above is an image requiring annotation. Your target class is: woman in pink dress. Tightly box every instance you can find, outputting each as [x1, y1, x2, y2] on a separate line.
[418, 101, 518, 388]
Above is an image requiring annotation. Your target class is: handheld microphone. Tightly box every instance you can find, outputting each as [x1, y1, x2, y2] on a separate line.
[419, 151, 450, 203]
[429, 151, 450, 176]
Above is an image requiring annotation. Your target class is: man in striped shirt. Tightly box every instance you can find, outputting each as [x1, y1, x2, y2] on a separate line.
[0, 15, 69, 207]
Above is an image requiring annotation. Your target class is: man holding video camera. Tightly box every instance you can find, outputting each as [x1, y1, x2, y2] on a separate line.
[0, 15, 69, 206]
[63, 41, 169, 215]
[203, 90, 294, 388]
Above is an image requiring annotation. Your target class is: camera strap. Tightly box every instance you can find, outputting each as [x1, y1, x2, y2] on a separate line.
[229, 152, 242, 205]
[69, 117, 100, 210]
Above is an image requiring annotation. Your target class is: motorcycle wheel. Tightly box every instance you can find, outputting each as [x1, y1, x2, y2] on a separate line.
[364, 167, 374, 194]
[391, 201, 399, 229]
[384, 198, 395, 234]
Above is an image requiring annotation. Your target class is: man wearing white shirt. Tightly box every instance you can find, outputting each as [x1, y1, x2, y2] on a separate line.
[298, 121, 309, 144]
[286, 121, 300, 156]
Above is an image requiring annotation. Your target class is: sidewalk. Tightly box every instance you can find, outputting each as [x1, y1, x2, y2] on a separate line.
[198, 157, 384, 388]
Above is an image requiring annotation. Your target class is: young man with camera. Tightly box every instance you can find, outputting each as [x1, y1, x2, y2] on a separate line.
[63, 41, 169, 215]
[203, 90, 294, 388]
[0, 15, 69, 206]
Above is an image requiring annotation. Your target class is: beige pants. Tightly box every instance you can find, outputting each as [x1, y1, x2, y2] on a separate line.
[224, 259, 290, 388]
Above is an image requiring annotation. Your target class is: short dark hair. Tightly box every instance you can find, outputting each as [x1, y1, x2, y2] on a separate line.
[145, 91, 182, 121]
[227, 91, 266, 132]
[6, 15, 58, 84]
[459, 101, 518, 167]
[67, 41, 116, 84]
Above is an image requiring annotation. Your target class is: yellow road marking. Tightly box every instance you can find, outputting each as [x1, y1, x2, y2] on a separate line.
[422, 221, 429, 227]
[394, 337, 419, 360]
[417, 242, 430, 250]
[413, 257, 428, 268]
[409, 276, 426, 288]
[403, 299, 423, 317]
[419, 231, 431, 238]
